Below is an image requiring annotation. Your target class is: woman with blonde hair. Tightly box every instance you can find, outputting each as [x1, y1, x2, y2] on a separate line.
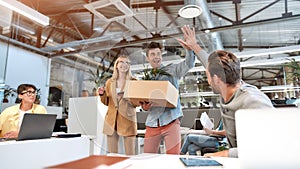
[98, 55, 137, 155]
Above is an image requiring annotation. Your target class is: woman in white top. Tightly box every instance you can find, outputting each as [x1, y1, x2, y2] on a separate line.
[0, 84, 47, 138]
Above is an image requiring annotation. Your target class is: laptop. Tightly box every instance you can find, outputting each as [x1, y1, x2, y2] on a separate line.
[136, 111, 148, 130]
[181, 109, 199, 129]
[235, 108, 300, 169]
[1, 113, 57, 141]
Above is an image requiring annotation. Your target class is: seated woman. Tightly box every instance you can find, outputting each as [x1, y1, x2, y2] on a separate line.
[0, 84, 47, 138]
[181, 121, 227, 155]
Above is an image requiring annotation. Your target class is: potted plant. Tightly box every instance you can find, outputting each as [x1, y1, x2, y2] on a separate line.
[140, 63, 172, 80]
[34, 89, 41, 104]
[88, 65, 112, 90]
[3, 88, 17, 103]
[285, 58, 300, 85]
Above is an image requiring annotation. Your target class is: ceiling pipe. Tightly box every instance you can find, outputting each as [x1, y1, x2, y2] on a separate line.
[45, 0, 224, 56]
[202, 13, 300, 33]
[0, 34, 114, 71]
[0, 34, 50, 56]
[196, 0, 223, 51]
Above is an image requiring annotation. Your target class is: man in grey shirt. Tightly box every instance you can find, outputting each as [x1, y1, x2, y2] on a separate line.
[177, 25, 274, 157]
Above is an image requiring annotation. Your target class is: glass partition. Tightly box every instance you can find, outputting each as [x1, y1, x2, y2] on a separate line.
[0, 41, 9, 112]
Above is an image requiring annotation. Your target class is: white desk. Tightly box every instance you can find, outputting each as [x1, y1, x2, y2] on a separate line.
[0, 136, 90, 169]
[116, 154, 241, 169]
[51, 153, 241, 169]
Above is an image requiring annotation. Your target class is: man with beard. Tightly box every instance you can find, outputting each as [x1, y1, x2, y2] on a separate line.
[177, 25, 273, 157]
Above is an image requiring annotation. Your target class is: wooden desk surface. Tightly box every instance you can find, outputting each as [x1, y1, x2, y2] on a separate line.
[47, 155, 128, 169]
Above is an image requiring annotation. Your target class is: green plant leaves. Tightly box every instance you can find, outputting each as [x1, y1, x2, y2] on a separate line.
[140, 64, 172, 80]
[4, 88, 17, 98]
[88, 65, 112, 89]
[285, 58, 300, 83]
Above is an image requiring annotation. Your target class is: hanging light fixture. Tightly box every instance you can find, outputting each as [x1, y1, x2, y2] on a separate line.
[178, 0, 202, 18]
[0, 0, 49, 26]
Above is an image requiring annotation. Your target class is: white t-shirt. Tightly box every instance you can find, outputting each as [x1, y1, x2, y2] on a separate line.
[18, 110, 31, 128]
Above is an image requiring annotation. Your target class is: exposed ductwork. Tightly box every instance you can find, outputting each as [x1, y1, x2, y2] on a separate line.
[196, 0, 223, 51]
[83, 0, 134, 22]
[0, 34, 50, 56]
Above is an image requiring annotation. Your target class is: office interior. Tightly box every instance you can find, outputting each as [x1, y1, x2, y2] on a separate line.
[0, 0, 300, 168]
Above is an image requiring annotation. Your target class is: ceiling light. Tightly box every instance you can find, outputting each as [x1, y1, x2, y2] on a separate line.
[0, 0, 49, 26]
[178, 0, 202, 18]
[204, 30, 210, 33]
[0, 5, 12, 28]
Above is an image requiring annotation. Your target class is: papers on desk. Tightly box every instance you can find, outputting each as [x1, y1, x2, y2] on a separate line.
[200, 112, 214, 129]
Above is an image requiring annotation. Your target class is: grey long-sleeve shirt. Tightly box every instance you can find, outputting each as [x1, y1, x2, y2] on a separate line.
[195, 50, 274, 157]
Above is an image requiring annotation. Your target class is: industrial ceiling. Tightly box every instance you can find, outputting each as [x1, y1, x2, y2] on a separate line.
[0, 0, 300, 89]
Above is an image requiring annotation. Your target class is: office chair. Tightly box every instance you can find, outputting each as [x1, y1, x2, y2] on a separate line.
[53, 118, 68, 133]
[201, 135, 227, 155]
[200, 120, 227, 156]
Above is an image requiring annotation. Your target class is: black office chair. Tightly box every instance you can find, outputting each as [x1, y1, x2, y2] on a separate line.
[53, 118, 68, 133]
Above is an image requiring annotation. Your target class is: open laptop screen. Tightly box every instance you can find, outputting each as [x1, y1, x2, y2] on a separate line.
[17, 113, 57, 141]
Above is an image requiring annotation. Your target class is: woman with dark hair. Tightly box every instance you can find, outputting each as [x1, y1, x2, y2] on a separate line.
[0, 84, 47, 138]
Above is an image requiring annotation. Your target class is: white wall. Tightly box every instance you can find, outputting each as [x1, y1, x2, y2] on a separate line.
[1, 41, 50, 106]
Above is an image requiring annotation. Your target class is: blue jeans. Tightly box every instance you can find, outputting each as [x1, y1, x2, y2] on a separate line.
[181, 134, 218, 155]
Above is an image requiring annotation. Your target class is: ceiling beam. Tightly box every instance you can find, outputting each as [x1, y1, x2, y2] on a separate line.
[202, 14, 300, 33]
[131, 1, 183, 9]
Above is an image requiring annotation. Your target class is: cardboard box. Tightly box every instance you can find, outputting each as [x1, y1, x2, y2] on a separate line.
[124, 80, 178, 108]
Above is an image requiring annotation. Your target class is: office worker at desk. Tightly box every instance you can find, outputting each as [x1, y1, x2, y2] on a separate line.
[140, 42, 195, 154]
[99, 55, 137, 155]
[177, 25, 273, 157]
[80, 89, 89, 97]
[0, 84, 47, 138]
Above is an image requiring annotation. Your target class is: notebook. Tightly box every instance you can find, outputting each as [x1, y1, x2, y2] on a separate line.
[2, 113, 57, 141]
[235, 108, 300, 169]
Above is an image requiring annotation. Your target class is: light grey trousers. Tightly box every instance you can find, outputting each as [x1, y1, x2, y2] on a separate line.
[107, 131, 136, 155]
